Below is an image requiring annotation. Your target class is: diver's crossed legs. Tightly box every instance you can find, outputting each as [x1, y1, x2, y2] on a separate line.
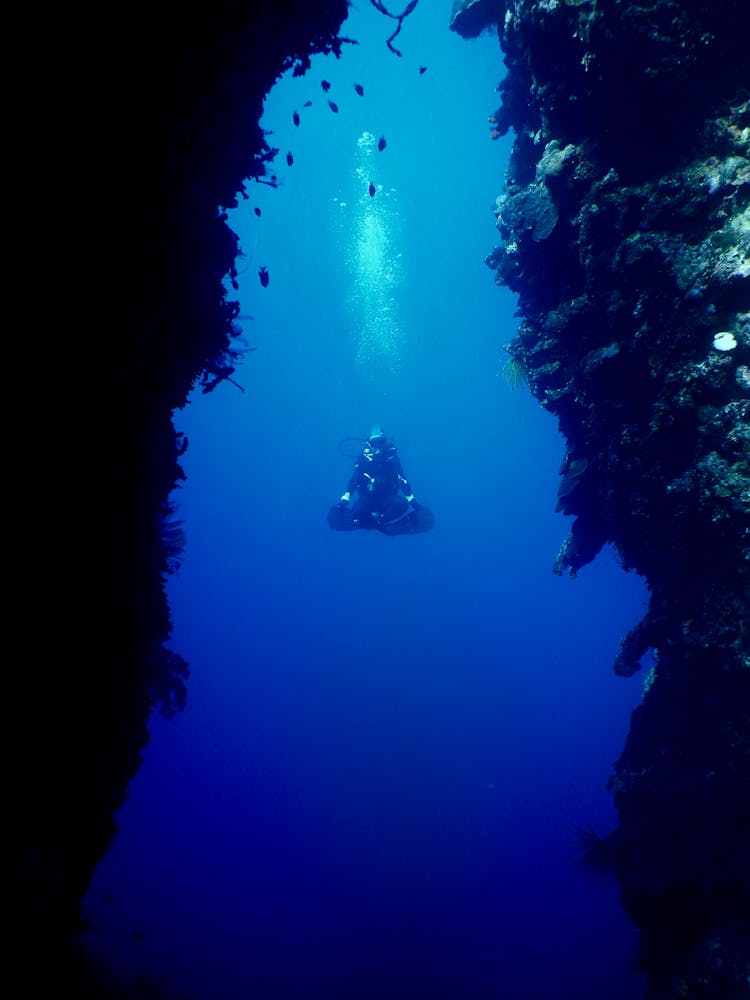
[352, 495, 409, 529]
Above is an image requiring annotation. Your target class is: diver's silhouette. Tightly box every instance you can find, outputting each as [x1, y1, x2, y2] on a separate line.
[328, 428, 433, 536]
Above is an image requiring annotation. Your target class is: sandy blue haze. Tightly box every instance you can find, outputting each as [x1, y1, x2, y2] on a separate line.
[83, 4, 650, 997]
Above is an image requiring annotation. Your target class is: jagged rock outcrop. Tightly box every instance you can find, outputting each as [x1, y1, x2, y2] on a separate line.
[450, 0, 504, 37]
[22, 2, 348, 990]
[455, 1, 750, 995]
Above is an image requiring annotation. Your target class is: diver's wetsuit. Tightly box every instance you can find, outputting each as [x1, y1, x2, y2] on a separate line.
[345, 442, 413, 529]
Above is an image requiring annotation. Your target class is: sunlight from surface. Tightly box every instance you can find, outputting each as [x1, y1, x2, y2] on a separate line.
[346, 131, 403, 372]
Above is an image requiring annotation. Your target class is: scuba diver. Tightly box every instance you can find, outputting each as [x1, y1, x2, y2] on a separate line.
[327, 427, 434, 535]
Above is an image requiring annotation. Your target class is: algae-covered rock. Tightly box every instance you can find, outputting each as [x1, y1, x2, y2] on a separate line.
[474, 0, 750, 993]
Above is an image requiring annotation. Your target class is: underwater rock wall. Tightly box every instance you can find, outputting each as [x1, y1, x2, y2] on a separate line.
[23, 1, 348, 986]
[459, 0, 750, 995]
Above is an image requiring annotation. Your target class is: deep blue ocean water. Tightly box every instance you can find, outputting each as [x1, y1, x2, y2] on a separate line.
[82, 4, 651, 997]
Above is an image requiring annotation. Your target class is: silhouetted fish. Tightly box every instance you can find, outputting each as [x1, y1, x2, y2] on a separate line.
[254, 207, 261, 217]
[286, 151, 293, 166]
[328, 100, 339, 114]
[293, 110, 300, 126]
[419, 66, 427, 74]
[321, 80, 331, 91]
[378, 135, 386, 152]
[303, 100, 312, 107]
[259, 266, 269, 287]
[354, 83, 364, 96]
[368, 182, 376, 197]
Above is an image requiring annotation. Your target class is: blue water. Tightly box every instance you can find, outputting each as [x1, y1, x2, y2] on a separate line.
[83, 4, 650, 997]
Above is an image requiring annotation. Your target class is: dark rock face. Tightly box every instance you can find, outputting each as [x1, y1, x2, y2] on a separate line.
[449, 0, 505, 37]
[21, 1, 348, 989]
[467, 0, 750, 995]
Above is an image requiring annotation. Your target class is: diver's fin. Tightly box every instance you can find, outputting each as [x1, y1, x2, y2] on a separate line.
[379, 505, 435, 536]
[327, 505, 357, 531]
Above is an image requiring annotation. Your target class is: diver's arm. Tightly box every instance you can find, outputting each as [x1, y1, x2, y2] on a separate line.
[389, 455, 414, 502]
[346, 463, 362, 495]
[340, 464, 362, 504]
[397, 470, 417, 504]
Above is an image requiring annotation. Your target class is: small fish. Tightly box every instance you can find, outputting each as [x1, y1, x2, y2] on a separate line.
[368, 182, 376, 197]
[377, 135, 386, 152]
[419, 66, 427, 75]
[303, 100, 312, 107]
[354, 83, 364, 96]
[328, 100, 339, 114]
[293, 110, 300, 126]
[259, 266, 269, 288]
[254, 207, 261, 217]
[321, 80, 331, 91]
[286, 151, 293, 166]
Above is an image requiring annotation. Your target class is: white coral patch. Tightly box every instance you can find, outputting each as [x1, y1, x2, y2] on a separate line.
[713, 331, 737, 351]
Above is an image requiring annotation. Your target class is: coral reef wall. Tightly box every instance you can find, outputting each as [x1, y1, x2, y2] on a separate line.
[21, 1, 348, 985]
[454, 0, 750, 996]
